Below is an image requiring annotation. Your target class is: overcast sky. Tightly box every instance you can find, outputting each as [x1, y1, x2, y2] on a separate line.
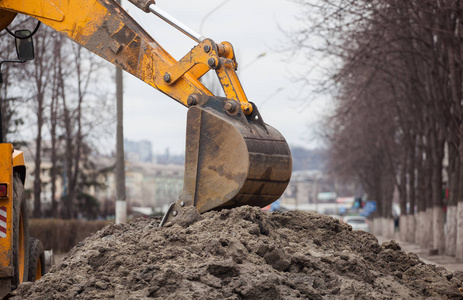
[119, 0, 331, 155]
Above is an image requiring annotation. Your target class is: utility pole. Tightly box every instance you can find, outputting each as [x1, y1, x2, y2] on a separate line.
[115, 0, 126, 224]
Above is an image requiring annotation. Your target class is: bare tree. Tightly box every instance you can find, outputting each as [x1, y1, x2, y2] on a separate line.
[20, 25, 55, 218]
[55, 41, 113, 219]
[291, 0, 462, 253]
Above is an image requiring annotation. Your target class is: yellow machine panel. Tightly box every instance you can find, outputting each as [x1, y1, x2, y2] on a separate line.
[0, 144, 14, 280]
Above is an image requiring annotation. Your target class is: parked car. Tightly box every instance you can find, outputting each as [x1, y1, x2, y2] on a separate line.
[343, 216, 370, 232]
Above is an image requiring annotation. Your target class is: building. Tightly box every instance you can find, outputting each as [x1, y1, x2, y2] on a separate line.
[21, 141, 183, 218]
[124, 139, 153, 162]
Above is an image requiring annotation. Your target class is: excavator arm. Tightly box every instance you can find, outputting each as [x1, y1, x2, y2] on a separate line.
[0, 0, 211, 105]
[0, 0, 292, 226]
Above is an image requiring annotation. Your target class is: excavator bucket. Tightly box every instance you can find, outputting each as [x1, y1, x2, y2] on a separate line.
[161, 95, 292, 226]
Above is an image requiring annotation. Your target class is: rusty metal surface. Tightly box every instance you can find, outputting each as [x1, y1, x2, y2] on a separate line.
[0, 278, 11, 299]
[0, 266, 12, 278]
[0, 9, 16, 32]
[162, 95, 292, 226]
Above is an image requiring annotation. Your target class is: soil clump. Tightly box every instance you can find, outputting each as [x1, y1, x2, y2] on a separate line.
[8, 206, 463, 299]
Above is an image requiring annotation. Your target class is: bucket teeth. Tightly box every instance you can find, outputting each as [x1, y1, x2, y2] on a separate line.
[160, 96, 292, 227]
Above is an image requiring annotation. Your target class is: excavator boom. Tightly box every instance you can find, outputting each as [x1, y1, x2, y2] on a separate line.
[0, 0, 292, 226]
[0, 0, 210, 104]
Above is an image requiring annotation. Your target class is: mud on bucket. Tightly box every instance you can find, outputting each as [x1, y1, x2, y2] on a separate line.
[160, 95, 292, 227]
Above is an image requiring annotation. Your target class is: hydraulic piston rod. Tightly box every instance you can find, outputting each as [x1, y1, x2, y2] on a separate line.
[127, 0, 205, 42]
[148, 4, 205, 42]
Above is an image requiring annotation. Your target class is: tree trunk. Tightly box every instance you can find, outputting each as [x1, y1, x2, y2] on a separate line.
[33, 94, 44, 218]
[398, 150, 408, 241]
[445, 142, 459, 256]
[399, 215, 407, 241]
[456, 149, 463, 259]
[50, 58, 59, 219]
[416, 211, 424, 246]
[431, 133, 445, 253]
[61, 89, 73, 219]
[50, 114, 58, 218]
[405, 215, 415, 243]
[421, 144, 434, 248]
[432, 206, 445, 254]
[446, 206, 457, 256]
[415, 138, 426, 246]
[407, 134, 417, 242]
[383, 171, 394, 238]
[456, 201, 463, 259]
[384, 218, 395, 239]
[115, 63, 126, 224]
[424, 207, 434, 248]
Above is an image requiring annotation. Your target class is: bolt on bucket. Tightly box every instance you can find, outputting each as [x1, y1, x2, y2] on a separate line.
[160, 95, 292, 226]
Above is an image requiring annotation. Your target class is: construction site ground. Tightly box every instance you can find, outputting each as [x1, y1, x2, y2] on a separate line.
[53, 233, 463, 273]
[53, 232, 463, 273]
[377, 235, 463, 272]
[7, 207, 463, 299]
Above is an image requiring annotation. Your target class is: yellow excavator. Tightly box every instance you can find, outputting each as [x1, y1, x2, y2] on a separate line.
[0, 25, 49, 297]
[0, 0, 292, 296]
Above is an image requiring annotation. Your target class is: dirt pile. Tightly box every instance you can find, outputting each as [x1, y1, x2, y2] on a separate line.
[8, 206, 463, 299]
